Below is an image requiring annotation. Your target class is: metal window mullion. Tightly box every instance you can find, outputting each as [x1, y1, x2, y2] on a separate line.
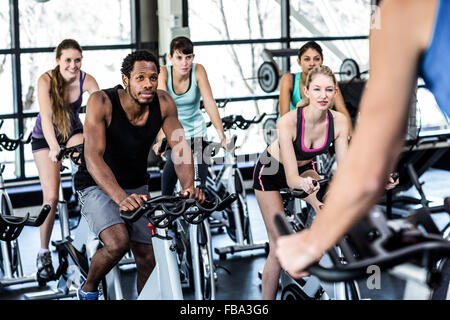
[10, 0, 25, 180]
[131, 0, 141, 49]
[281, 0, 291, 73]
[182, 0, 189, 28]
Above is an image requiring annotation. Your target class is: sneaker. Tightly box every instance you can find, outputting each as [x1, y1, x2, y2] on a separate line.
[36, 251, 55, 282]
[77, 280, 99, 300]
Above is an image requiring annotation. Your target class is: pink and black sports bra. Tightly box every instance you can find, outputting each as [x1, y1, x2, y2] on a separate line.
[292, 107, 334, 161]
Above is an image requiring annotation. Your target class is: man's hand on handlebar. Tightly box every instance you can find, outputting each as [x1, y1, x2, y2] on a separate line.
[119, 193, 149, 212]
[179, 186, 206, 203]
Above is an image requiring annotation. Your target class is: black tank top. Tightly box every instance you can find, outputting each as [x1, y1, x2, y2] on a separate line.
[74, 85, 163, 190]
[292, 107, 334, 161]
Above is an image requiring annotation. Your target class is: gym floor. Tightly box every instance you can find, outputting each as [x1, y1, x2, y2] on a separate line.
[0, 169, 449, 300]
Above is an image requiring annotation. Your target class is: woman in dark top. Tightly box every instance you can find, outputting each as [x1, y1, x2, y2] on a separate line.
[31, 39, 99, 282]
[254, 65, 398, 299]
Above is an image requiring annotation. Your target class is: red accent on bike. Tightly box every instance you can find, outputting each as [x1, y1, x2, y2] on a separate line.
[148, 222, 156, 236]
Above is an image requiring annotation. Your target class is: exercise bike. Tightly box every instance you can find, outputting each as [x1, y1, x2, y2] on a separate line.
[204, 111, 269, 260]
[278, 179, 361, 300]
[120, 193, 237, 299]
[275, 193, 450, 300]
[0, 125, 51, 289]
[159, 137, 223, 300]
[24, 144, 108, 300]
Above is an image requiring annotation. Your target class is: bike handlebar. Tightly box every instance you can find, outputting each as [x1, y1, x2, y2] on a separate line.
[274, 201, 450, 282]
[280, 179, 329, 199]
[0, 132, 33, 152]
[206, 113, 267, 130]
[56, 144, 84, 164]
[0, 205, 52, 242]
[120, 193, 237, 239]
[157, 138, 224, 158]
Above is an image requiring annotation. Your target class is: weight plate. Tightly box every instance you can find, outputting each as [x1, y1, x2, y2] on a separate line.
[263, 118, 278, 145]
[339, 58, 360, 81]
[258, 62, 279, 93]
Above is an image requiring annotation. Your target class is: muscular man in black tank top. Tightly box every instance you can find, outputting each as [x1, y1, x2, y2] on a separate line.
[74, 51, 204, 300]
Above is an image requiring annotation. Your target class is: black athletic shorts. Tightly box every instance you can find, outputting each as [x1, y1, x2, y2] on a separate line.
[31, 128, 83, 152]
[252, 149, 315, 191]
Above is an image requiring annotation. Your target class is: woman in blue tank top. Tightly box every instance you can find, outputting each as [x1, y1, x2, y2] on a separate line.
[255, 65, 398, 299]
[279, 41, 354, 136]
[276, 0, 449, 280]
[31, 39, 99, 282]
[153, 36, 229, 196]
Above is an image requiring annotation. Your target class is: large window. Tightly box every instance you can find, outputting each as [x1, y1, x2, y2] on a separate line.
[0, 2, 11, 49]
[19, 0, 131, 48]
[188, 0, 281, 42]
[289, 0, 371, 37]
[20, 49, 131, 113]
[0, 55, 14, 115]
[187, 0, 371, 154]
[194, 43, 283, 98]
[1, 0, 135, 182]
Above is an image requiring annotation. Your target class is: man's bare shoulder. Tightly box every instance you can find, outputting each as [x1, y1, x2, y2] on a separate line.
[86, 90, 112, 115]
[157, 89, 176, 107]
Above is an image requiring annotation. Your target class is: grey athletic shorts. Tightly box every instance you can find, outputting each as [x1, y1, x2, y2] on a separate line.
[77, 185, 152, 244]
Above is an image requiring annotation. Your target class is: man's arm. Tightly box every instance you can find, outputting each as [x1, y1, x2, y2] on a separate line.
[83, 91, 145, 211]
[276, 0, 431, 277]
[153, 66, 169, 155]
[158, 90, 195, 192]
[307, 0, 425, 250]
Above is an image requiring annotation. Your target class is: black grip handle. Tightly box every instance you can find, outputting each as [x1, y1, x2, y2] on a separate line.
[391, 172, 399, 181]
[22, 132, 33, 144]
[253, 112, 267, 123]
[444, 197, 450, 213]
[227, 135, 238, 150]
[158, 138, 168, 154]
[274, 213, 295, 236]
[215, 193, 238, 212]
[56, 146, 66, 161]
[292, 179, 328, 198]
[26, 204, 51, 227]
[120, 204, 150, 223]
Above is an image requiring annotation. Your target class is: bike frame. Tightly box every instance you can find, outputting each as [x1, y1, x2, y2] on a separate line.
[212, 139, 267, 258]
[138, 210, 183, 300]
[0, 163, 34, 286]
